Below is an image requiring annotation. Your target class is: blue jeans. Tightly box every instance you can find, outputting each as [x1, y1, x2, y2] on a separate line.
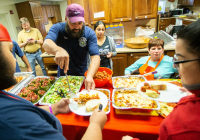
[26, 49, 47, 76]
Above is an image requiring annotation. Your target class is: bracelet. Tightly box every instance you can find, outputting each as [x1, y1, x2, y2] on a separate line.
[35, 40, 37, 44]
[49, 104, 53, 114]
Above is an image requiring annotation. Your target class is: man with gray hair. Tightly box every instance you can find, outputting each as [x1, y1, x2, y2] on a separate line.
[18, 17, 47, 76]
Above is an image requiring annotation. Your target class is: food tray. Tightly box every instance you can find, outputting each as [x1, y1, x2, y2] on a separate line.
[157, 102, 177, 117]
[112, 88, 160, 110]
[39, 76, 84, 105]
[15, 76, 57, 105]
[95, 88, 110, 114]
[8, 72, 33, 94]
[112, 75, 146, 89]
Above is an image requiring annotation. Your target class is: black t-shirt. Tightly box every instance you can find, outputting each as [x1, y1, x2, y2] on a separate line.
[98, 36, 110, 67]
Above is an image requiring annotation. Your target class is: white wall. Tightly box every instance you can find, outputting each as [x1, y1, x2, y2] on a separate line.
[165, 0, 178, 8]
[0, 4, 20, 41]
[159, 0, 179, 12]
[58, 0, 68, 22]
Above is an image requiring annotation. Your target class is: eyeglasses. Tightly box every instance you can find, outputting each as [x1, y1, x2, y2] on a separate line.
[173, 54, 200, 70]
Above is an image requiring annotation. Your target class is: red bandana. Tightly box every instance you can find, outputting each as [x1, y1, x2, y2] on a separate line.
[0, 23, 12, 42]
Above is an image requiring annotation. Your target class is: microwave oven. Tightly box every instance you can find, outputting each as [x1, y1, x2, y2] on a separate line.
[170, 9, 183, 17]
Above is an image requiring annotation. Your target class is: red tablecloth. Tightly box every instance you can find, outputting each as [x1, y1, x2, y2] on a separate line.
[56, 82, 164, 140]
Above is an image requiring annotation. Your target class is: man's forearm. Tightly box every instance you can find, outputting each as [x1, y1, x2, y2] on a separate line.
[18, 42, 27, 48]
[35, 39, 43, 45]
[43, 39, 61, 55]
[81, 123, 102, 140]
[87, 55, 100, 78]
[21, 55, 31, 69]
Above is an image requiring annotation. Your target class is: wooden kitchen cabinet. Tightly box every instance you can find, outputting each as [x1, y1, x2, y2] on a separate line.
[67, 0, 90, 25]
[127, 52, 148, 66]
[34, 19, 47, 42]
[41, 5, 49, 24]
[45, 5, 55, 18]
[43, 57, 58, 76]
[111, 0, 132, 22]
[158, 18, 175, 31]
[52, 5, 62, 23]
[112, 54, 127, 76]
[29, 1, 43, 19]
[133, 0, 158, 20]
[165, 50, 175, 57]
[89, 0, 110, 24]
[183, 20, 194, 25]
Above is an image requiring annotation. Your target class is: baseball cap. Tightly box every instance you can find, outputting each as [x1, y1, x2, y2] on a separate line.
[0, 24, 12, 42]
[66, 4, 85, 23]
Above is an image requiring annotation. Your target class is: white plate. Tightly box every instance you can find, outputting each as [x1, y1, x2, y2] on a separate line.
[69, 90, 108, 116]
[137, 81, 187, 103]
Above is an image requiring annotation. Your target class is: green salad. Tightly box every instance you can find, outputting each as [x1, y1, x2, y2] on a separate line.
[42, 76, 84, 104]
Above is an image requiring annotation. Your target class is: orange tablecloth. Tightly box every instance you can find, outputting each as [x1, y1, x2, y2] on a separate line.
[56, 81, 164, 140]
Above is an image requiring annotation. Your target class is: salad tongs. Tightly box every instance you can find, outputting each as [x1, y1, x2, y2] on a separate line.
[65, 73, 78, 98]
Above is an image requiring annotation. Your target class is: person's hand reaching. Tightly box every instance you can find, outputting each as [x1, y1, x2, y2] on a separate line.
[55, 47, 69, 73]
[52, 98, 71, 115]
[89, 109, 107, 129]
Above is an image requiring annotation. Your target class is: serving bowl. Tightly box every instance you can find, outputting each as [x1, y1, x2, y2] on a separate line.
[85, 67, 113, 88]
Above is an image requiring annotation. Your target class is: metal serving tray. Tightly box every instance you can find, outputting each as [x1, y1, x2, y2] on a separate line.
[15, 76, 57, 105]
[9, 72, 33, 94]
[39, 76, 85, 105]
[112, 75, 146, 89]
[95, 88, 110, 115]
[112, 88, 160, 110]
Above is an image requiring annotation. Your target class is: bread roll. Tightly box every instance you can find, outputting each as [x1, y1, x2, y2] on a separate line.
[145, 89, 160, 98]
[151, 82, 167, 90]
[85, 99, 101, 112]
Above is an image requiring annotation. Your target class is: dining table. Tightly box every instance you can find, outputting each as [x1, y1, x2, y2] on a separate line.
[56, 80, 166, 140]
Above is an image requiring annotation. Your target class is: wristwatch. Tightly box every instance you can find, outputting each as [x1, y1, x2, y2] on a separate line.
[35, 40, 37, 44]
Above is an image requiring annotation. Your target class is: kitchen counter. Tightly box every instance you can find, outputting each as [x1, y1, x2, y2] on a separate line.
[160, 17, 198, 22]
[41, 41, 176, 76]
[41, 41, 176, 57]
[117, 41, 176, 53]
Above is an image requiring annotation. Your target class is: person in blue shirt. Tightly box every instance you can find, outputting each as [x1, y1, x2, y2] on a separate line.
[43, 4, 100, 90]
[124, 38, 178, 79]
[11, 40, 32, 72]
[0, 23, 107, 140]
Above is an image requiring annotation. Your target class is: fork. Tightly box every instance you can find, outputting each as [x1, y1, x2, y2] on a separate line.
[157, 74, 162, 81]
[65, 73, 78, 98]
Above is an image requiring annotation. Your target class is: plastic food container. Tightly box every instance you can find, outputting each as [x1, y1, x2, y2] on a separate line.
[85, 67, 113, 88]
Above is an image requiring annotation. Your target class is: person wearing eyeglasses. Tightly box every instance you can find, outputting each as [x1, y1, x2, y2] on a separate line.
[124, 38, 178, 80]
[122, 20, 200, 140]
